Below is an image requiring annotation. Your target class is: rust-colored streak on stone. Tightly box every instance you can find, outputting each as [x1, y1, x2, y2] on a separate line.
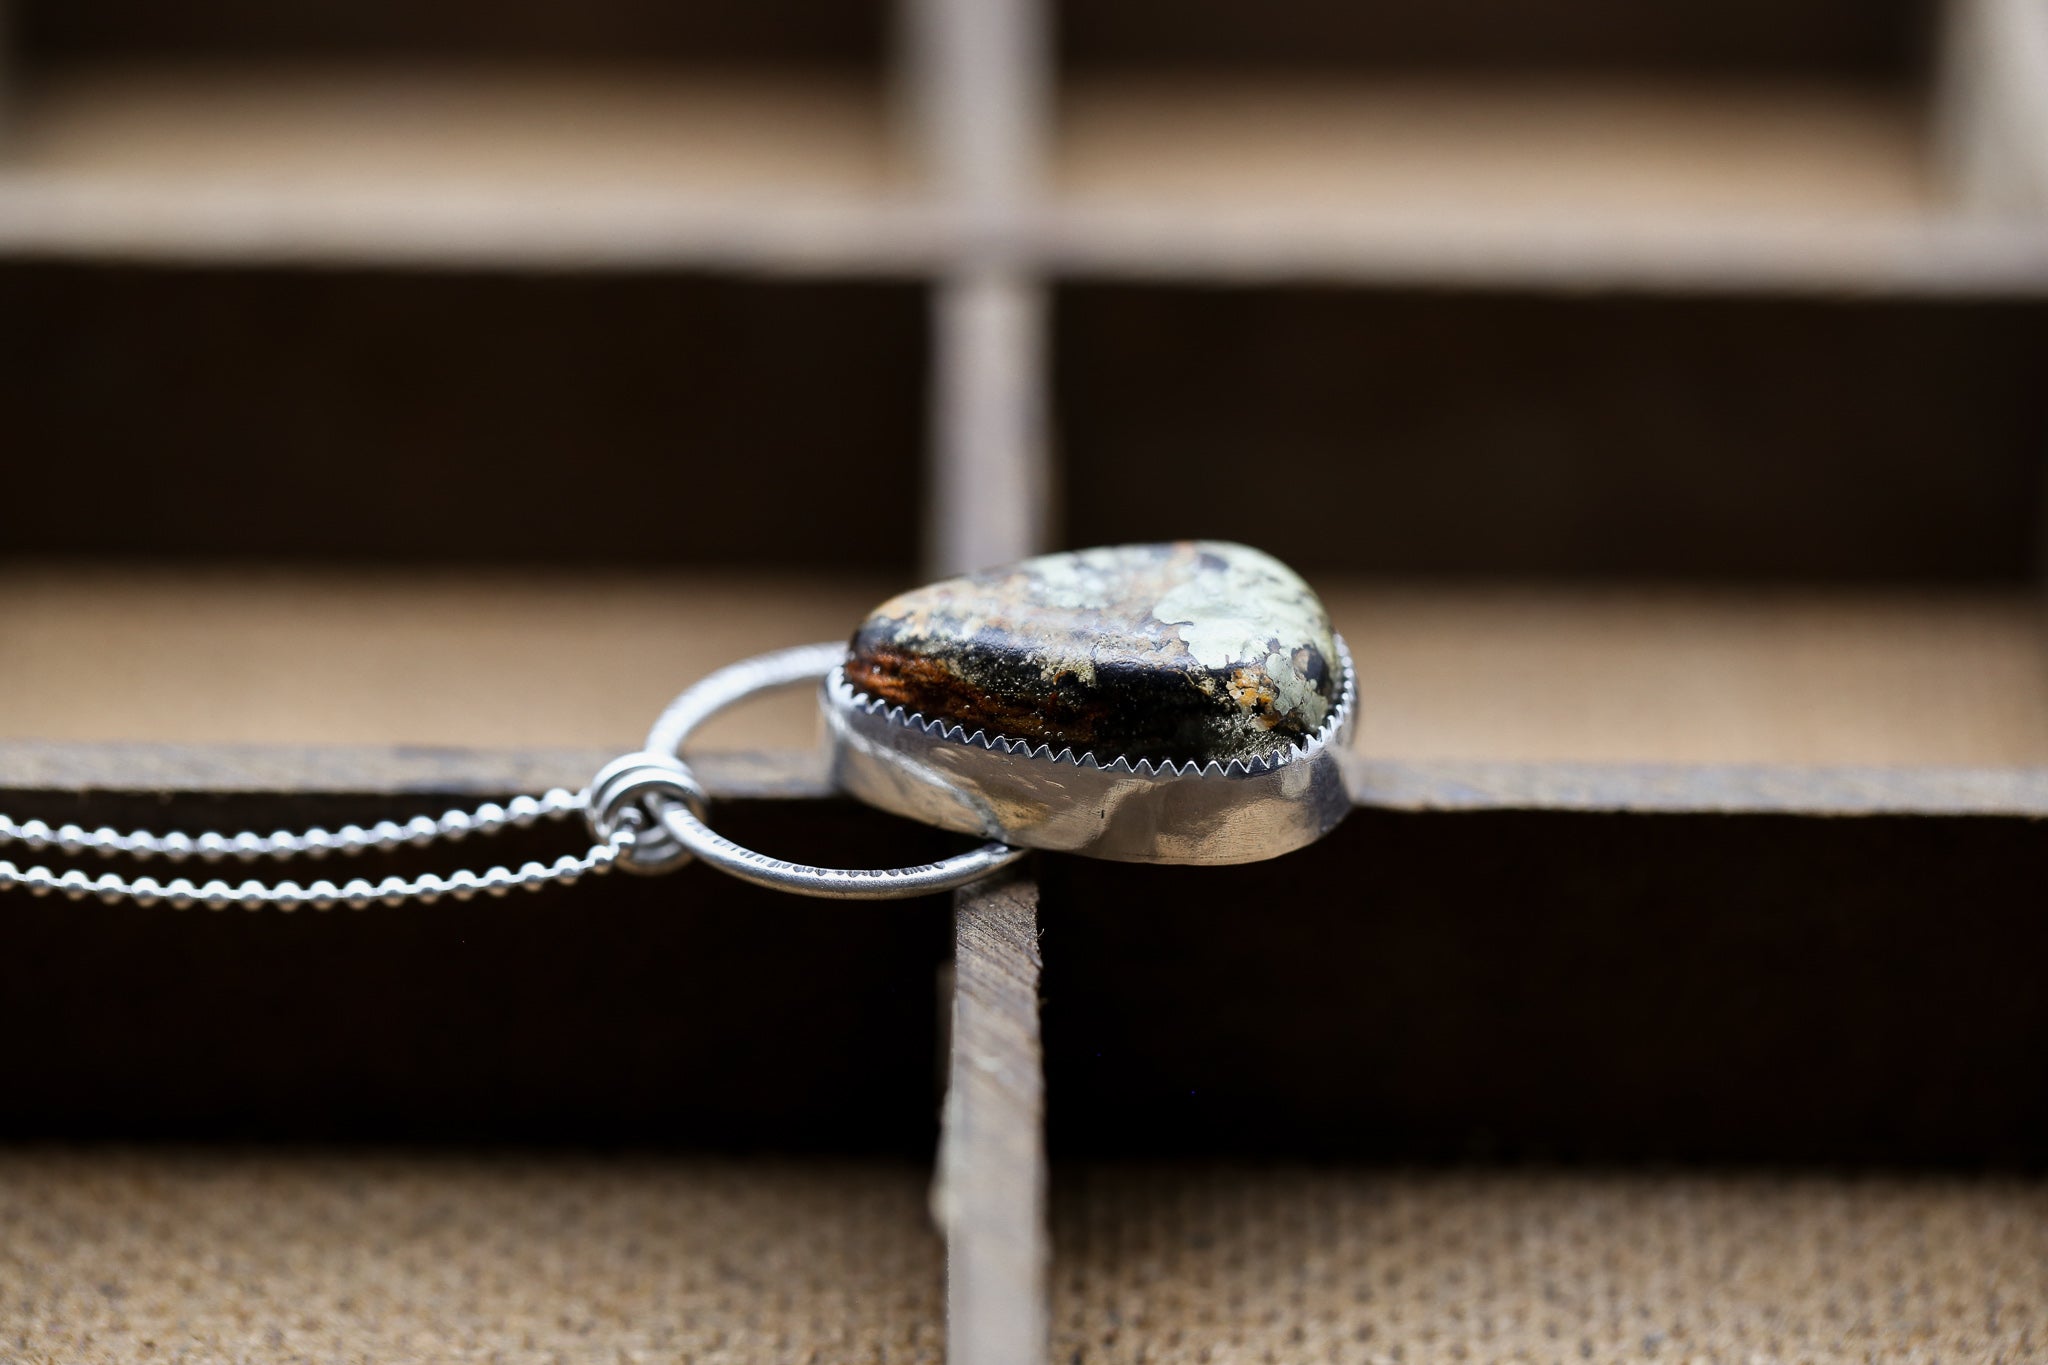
[844, 644, 1118, 751]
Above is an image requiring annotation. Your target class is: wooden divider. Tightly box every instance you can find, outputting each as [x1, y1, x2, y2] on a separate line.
[5, 0, 2047, 572]
[940, 868, 1048, 1365]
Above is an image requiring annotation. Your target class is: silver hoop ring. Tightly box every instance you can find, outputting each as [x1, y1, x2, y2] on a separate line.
[642, 642, 1026, 900]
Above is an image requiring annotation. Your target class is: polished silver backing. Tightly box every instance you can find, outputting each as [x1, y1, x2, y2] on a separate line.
[823, 637, 1356, 865]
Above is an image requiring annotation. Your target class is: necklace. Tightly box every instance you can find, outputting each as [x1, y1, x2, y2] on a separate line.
[0, 541, 1353, 906]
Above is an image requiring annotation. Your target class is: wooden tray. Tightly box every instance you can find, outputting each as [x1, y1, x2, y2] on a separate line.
[3, 0, 2047, 1359]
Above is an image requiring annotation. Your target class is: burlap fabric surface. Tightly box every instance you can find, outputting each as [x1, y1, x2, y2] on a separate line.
[1, 1149, 942, 1365]
[7, 1151, 2045, 1363]
[1054, 1165, 2048, 1364]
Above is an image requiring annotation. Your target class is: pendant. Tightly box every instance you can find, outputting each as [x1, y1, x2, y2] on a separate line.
[823, 542, 1354, 865]
[1, 541, 1354, 909]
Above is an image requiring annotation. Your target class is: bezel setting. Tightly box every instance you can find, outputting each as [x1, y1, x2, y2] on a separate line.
[823, 637, 1356, 864]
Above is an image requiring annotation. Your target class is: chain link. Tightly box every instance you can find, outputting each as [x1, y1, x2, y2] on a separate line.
[0, 787, 633, 909]
[0, 788, 582, 862]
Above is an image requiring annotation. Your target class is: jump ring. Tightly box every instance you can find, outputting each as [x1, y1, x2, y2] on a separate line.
[639, 642, 1027, 900]
[586, 751, 709, 876]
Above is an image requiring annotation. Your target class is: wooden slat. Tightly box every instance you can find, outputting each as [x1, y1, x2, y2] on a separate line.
[902, 0, 1054, 575]
[0, 185, 942, 274]
[0, 740, 832, 801]
[939, 867, 1048, 1365]
[9, 174, 2046, 290]
[1347, 755, 2048, 817]
[9, 739, 2046, 819]
[927, 270, 1052, 574]
[1936, 0, 2048, 216]
[8, 193, 2047, 292]
[1033, 206, 2048, 295]
[900, 0, 1047, 215]
[8, 736, 2039, 822]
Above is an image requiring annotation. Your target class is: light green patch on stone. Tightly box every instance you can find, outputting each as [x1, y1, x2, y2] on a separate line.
[1263, 650, 1322, 726]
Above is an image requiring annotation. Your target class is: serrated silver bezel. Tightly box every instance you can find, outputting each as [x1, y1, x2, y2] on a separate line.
[822, 636, 1356, 865]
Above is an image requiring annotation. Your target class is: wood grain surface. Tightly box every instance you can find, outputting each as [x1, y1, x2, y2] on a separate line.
[940, 870, 1048, 1365]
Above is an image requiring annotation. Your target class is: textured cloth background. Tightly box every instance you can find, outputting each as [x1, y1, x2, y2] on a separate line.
[1, 1149, 942, 1364]
[1053, 1165, 2048, 1365]
[10, 1151, 2046, 1363]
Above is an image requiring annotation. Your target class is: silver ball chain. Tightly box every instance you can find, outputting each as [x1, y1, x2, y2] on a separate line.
[0, 787, 638, 910]
[0, 787, 583, 861]
[0, 642, 1028, 907]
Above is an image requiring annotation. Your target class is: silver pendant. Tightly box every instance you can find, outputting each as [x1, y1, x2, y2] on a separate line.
[824, 542, 1354, 866]
[626, 541, 1355, 893]
[1, 542, 1354, 908]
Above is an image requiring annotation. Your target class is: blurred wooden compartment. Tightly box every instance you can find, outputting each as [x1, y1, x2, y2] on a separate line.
[1051, 5, 1941, 250]
[0, 0, 924, 268]
[0, 63, 927, 268]
[0, 265, 930, 567]
[1042, 0, 2048, 291]
[3, 0, 2048, 1360]
[1055, 287, 2048, 581]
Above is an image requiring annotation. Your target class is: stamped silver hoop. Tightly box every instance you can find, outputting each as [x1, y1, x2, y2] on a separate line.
[641, 642, 1025, 900]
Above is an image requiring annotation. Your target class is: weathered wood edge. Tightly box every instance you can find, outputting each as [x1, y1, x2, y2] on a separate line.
[0, 740, 831, 801]
[1029, 210, 2048, 297]
[937, 865, 1047, 1365]
[6, 195, 2048, 295]
[0, 187, 953, 276]
[7, 741, 2048, 819]
[1346, 754, 2048, 818]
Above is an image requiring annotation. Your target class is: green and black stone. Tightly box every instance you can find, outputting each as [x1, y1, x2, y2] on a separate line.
[845, 541, 1341, 765]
